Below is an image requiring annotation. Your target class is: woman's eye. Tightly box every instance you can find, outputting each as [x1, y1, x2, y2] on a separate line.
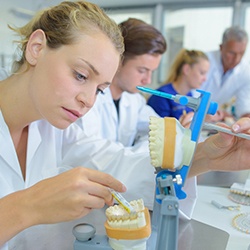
[75, 72, 87, 81]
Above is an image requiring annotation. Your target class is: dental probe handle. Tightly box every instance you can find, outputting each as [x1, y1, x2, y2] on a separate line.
[203, 122, 250, 140]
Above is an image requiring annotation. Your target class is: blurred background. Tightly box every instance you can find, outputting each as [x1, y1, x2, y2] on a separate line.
[1, 0, 250, 89]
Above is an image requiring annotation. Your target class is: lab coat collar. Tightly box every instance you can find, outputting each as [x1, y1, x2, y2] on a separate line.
[103, 87, 114, 104]
[103, 87, 131, 107]
[0, 111, 22, 176]
[120, 92, 133, 108]
[102, 87, 119, 120]
[26, 121, 42, 171]
[0, 111, 42, 179]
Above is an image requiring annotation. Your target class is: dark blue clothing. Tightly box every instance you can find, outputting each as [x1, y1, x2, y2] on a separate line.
[147, 83, 193, 119]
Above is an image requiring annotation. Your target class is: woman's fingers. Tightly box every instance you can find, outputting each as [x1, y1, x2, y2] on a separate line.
[86, 168, 126, 193]
[23, 167, 126, 225]
[232, 117, 250, 133]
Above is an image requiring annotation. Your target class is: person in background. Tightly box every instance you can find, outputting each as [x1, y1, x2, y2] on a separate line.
[2, 1, 250, 249]
[80, 18, 166, 147]
[147, 49, 210, 120]
[147, 49, 225, 127]
[193, 26, 250, 121]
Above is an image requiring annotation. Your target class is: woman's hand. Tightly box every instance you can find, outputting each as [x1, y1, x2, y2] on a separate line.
[0, 167, 125, 245]
[26, 167, 126, 224]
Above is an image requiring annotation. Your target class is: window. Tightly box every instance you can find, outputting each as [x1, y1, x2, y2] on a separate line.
[159, 7, 233, 84]
[106, 9, 152, 24]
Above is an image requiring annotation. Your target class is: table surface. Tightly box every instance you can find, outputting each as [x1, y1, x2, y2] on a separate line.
[74, 184, 248, 250]
[192, 185, 250, 250]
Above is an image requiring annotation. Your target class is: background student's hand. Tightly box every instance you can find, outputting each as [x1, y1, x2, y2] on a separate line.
[21, 167, 126, 225]
[179, 111, 194, 128]
[180, 109, 234, 128]
[205, 110, 234, 124]
[190, 117, 250, 177]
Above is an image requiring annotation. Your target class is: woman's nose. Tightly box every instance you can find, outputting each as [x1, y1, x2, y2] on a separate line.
[77, 92, 96, 109]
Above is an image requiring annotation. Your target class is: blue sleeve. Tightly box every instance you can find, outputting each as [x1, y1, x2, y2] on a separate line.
[147, 94, 171, 117]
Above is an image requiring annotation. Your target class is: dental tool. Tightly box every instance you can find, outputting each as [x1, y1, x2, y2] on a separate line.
[211, 200, 240, 211]
[110, 189, 136, 215]
[203, 122, 250, 140]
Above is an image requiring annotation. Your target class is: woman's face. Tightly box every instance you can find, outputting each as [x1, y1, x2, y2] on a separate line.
[28, 31, 120, 129]
[185, 58, 210, 89]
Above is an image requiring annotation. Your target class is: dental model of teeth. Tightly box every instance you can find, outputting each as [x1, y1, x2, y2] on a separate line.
[229, 179, 250, 205]
[105, 199, 151, 250]
[149, 116, 196, 170]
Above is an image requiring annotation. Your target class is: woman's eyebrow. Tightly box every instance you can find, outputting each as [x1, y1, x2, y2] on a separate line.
[80, 58, 100, 75]
[79, 59, 112, 86]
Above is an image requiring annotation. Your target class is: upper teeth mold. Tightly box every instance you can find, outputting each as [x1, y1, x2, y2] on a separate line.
[149, 116, 195, 170]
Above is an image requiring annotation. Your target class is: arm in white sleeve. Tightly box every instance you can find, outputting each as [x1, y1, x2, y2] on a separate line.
[60, 126, 197, 218]
[235, 76, 250, 118]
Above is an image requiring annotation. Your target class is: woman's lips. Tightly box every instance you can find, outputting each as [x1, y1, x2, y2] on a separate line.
[62, 107, 83, 122]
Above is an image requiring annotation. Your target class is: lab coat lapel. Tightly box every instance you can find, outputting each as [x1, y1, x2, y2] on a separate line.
[26, 121, 42, 170]
[0, 111, 21, 176]
[117, 93, 131, 145]
[105, 88, 118, 122]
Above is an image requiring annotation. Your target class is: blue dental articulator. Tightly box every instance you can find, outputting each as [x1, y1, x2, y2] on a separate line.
[72, 87, 218, 250]
[138, 86, 217, 250]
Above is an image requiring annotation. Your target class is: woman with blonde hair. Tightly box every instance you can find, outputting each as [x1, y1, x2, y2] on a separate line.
[148, 49, 210, 119]
[0, 1, 125, 249]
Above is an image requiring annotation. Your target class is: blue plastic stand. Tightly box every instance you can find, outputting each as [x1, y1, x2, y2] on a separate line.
[74, 236, 112, 250]
[147, 88, 217, 250]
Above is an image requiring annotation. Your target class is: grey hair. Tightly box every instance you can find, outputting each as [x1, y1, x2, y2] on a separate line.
[222, 26, 248, 44]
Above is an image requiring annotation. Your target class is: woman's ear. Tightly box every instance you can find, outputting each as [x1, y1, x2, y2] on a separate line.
[25, 29, 47, 65]
[182, 63, 190, 76]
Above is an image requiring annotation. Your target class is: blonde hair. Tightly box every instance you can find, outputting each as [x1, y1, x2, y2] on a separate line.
[166, 49, 208, 83]
[9, 1, 124, 73]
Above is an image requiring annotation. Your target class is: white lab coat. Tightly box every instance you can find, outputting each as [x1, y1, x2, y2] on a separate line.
[0, 68, 8, 80]
[0, 108, 197, 249]
[80, 88, 159, 149]
[193, 50, 250, 118]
